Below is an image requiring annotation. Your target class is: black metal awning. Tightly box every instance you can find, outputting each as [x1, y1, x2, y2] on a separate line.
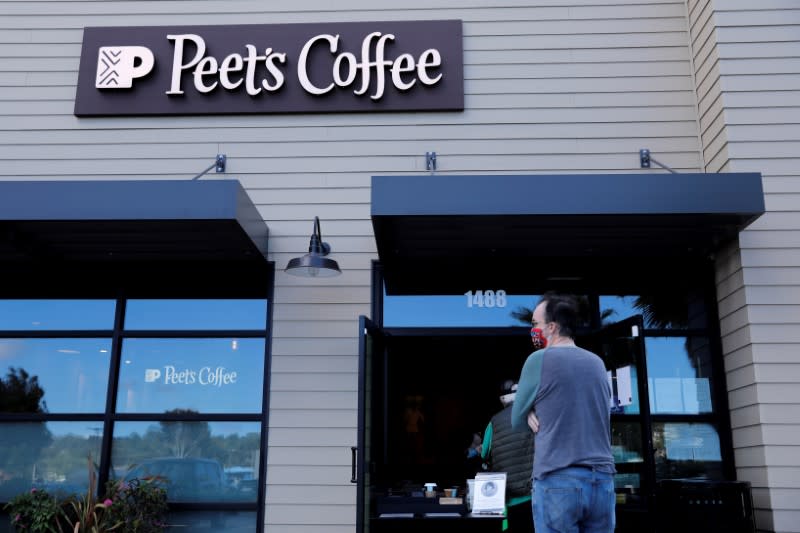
[0, 180, 270, 297]
[372, 173, 764, 294]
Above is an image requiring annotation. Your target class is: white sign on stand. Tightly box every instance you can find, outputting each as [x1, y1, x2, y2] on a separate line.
[472, 472, 506, 515]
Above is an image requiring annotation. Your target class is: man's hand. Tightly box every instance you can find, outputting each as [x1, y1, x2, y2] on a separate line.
[527, 411, 540, 433]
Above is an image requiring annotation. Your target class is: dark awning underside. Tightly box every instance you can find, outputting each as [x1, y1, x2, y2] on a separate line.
[372, 173, 764, 294]
[0, 180, 270, 297]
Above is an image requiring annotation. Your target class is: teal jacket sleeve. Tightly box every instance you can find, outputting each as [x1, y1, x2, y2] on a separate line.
[481, 421, 493, 460]
[511, 349, 546, 431]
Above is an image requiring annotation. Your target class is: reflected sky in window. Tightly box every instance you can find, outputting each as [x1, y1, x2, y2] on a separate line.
[124, 299, 268, 330]
[117, 338, 265, 414]
[0, 300, 115, 330]
[646, 337, 713, 414]
[0, 339, 111, 413]
[384, 292, 540, 327]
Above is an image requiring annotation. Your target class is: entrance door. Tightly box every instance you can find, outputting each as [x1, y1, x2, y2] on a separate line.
[581, 315, 655, 530]
[356, 316, 386, 533]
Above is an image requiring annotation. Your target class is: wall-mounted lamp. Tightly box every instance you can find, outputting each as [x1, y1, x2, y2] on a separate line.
[639, 148, 677, 174]
[285, 216, 342, 277]
[192, 154, 227, 180]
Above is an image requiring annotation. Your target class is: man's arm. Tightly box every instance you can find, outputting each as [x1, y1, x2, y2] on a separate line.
[511, 350, 545, 431]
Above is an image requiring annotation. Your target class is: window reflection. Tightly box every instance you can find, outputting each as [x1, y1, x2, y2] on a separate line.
[0, 422, 103, 500]
[117, 338, 265, 414]
[653, 422, 722, 480]
[124, 299, 268, 330]
[600, 293, 706, 329]
[646, 337, 713, 414]
[595, 336, 640, 415]
[383, 290, 592, 328]
[111, 421, 260, 503]
[0, 339, 111, 413]
[0, 300, 115, 330]
[167, 511, 256, 532]
[611, 422, 643, 490]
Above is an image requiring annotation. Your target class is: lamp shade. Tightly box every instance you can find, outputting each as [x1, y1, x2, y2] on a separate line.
[284, 217, 342, 277]
[285, 253, 341, 277]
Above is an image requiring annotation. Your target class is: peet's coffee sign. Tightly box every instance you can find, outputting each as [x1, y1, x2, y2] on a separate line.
[75, 20, 463, 116]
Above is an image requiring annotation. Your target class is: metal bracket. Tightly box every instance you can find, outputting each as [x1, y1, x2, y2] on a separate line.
[425, 151, 437, 172]
[639, 148, 678, 174]
[215, 154, 227, 173]
[192, 154, 227, 180]
[639, 149, 651, 168]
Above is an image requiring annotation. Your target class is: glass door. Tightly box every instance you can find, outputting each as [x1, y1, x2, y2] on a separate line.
[356, 316, 386, 533]
[580, 315, 655, 507]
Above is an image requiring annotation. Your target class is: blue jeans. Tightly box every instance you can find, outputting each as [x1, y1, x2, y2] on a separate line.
[532, 466, 616, 533]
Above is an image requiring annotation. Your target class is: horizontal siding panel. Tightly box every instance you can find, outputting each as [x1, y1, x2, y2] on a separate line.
[269, 410, 356, 428]
[732, 425, 800, 447]
[746, 305, 800, 323]
[271, 338, 358, 357]
[716, 26, 800, 43]
[751, 343, 800, 364]
[466, 46, 690, 64]
[728, 383, 758, 409]
[729, 139, 800, 157]
[271, 286, 371, 304]
[0, 122, 702, 144]
[741, 249, 800, 268]
[271, 303, 369, 321]
[748, 212, 800, 231]
[273, 320, 364, 338]
[744, 267, 800, 285]
[719, 58, 800, 76]
[265, 504, 354, 525]
[719, 42, 800, 60]
[746, 286, 800, 305]
[757, 405, 800, 425]
[763, 176, 800, 193]
[267, 428, 355, 448]
[265, 485, 355, 505]
[269, 391, 357, 410]
[472, 32, 691, 51]
[267, 446, 353, 466]
[269, 373, 357, 392]
[266, 465, 353, 485]
[721, 74, 800, 92]
[764, 193, 800, 211]
[740, 231, 800, 249]
[715, 10, 800, 27]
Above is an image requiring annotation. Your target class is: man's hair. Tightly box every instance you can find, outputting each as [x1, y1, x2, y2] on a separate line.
[538, 292, 579, 338]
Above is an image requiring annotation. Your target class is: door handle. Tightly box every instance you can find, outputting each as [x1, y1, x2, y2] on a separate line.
[350, 446, 358, 483]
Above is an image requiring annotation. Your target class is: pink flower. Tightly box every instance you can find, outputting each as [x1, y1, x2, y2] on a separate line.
[30, 488, 37, 493]
[103, 498, 113, 507]
[14, 514, 20, 522]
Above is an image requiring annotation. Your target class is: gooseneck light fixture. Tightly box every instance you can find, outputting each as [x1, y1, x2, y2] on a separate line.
[285, 216, 342, 277]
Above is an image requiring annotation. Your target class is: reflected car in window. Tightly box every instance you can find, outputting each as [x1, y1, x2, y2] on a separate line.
[122, 457, 226, 502]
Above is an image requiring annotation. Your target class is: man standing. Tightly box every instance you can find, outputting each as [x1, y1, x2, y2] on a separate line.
[512, 293, 616, 533]
[481, 379, 534, 532]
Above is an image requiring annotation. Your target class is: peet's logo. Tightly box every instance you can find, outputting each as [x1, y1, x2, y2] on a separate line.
[96, 46, 154, 88]
[75, 21, 464, 116]
[145, 365, 238, 387]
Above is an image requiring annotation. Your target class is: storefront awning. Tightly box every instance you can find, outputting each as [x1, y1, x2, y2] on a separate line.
[0, 180, 270, 296]
[372, 173, 764, 294]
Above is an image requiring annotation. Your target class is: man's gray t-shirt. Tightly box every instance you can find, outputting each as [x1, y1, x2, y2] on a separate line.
[511, 345, 615, 479]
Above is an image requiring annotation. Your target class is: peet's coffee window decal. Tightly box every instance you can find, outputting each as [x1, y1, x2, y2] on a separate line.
[75, 20, 464, 116]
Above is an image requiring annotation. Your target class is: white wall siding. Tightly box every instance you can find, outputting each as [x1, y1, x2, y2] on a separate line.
[0, 1, 703, 531]
[690, 0, 800, 531]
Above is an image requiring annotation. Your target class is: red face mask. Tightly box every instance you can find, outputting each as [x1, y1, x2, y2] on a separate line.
[531, 327, 547, 350]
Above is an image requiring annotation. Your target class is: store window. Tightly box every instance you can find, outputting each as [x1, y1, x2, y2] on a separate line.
[0, 298, 270, 532]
